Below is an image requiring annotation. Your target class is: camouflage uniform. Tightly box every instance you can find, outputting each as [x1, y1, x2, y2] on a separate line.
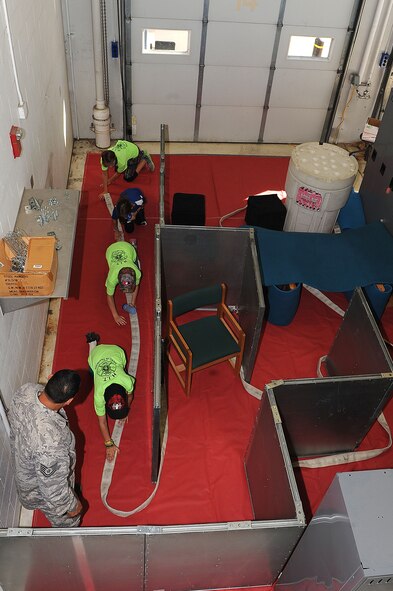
[9, 383, 80, 527]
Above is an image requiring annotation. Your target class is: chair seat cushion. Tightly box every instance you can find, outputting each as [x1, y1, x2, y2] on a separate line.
[179, 316, 240, 369]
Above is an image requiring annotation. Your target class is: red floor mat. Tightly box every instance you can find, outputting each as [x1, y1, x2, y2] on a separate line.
[33, 152, 393, 532]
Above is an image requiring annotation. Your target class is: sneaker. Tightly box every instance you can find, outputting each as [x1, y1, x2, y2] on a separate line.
[122, 303, 137, 315]
[138, 221, 147, 226]
[86, 332, 100, 344]
[142, 151, 155, 172]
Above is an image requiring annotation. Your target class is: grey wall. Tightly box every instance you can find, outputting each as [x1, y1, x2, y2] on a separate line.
[0, 0, 74, 527]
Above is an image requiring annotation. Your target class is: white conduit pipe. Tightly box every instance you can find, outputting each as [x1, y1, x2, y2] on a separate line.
[91, 0, 105, 108]
[91, 0, 111, 148]
[1, 0, 26, 115]
[358, 0, 387, 84]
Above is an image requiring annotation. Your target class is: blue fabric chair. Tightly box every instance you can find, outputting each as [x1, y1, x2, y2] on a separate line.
[167, 283, 245, 396]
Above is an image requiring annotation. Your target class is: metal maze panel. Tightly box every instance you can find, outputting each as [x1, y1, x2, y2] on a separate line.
[326, 288, 393, 377]
[270, 287, 393, 458]
[159, 225, 264, 382]
[245, 392, 303, 522]
[0, 529, 145, 591]
[270, 376, 393, 458]
[144, 524, 304, 591]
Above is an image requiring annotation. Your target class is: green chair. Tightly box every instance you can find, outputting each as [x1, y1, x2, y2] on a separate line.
[167, 283, 245, 396]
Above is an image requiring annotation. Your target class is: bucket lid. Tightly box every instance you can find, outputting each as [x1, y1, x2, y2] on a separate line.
[291, 142, 358, 182]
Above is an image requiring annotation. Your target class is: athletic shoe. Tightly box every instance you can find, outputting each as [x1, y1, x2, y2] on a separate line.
[122, 303, 137, 315]
[138, 221, 147, 226]
[142, 151, 155, 172]
[86, 332, 100, 343]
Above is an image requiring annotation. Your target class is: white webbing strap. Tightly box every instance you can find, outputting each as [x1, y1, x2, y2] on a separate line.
[100, 193, 167, 516]
[303, 284, 345, 317]
[228, 357, 263, 400]
[294, 412, 391, 468]
[240, 367, 263, 400]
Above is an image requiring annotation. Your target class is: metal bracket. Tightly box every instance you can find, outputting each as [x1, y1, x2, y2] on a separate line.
[136, 525, 163, 534]
[270, 404, 282, 424]
[7, 528, 33, 537]
[228, 521, 252, 529]
[266, 379, 284, 389]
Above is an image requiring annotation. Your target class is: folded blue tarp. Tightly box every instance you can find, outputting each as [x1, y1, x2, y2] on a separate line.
[254, 221, 393, 292]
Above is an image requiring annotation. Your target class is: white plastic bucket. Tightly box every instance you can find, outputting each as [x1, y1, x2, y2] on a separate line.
[283, 143, 358, 233]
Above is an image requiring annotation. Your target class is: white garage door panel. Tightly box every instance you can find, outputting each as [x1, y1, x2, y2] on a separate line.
[270, 70, 337, 109]
[202, 66, 269, 107]
[205, 22, 276, 67]
[130, 0, 204, 20]
[283, 0, 355, 28]
[131, 19, 202, 65]
[132, 64, 199, 105]
[199, 106, 263, 142]
[133, 104, 195, 141]
[276, 27, 347, 71]
[209, 0, 281, 24]
[264, 108, 327, 143]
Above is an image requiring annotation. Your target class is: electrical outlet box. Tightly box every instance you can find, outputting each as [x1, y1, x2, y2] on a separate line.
[379, 51, 390, 68]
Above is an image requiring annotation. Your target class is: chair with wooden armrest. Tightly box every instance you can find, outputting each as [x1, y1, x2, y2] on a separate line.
[167, 283, 245, 396]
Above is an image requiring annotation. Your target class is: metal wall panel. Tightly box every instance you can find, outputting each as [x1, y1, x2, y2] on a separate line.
[145, 525, 304, 591]
[245, 392, 304, 522]
[326, 289, 393, 377]
[283, 0, 355, 27]
[276, 471, 393, 591]
[269, 289, 393, 458]
[360, 90, 393, 236]
[269, 70, 337, 109]
[130, 0, 204, 20]
[209, 0, 281, 24]
[271, 376, 393, 457]
[160, 226, 264, 382]
[61, 0, 372, 143]
[204, 22, 276, 68]
[161, 226, 251, 303]
[0, 529, 145, 591]
[133, 104, 196, 141]
[263, 108, 328, 143]
[238, 229, 265, 380]
[131, 17, 202, 141]
[132, 63, 199, 105]
[202, 66, 270, 107]
[199, 106, 264, 143]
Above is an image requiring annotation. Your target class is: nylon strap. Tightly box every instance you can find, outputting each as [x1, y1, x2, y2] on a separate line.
[100, 192, 167, 516]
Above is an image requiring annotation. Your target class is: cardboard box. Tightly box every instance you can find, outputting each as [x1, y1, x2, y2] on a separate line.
[0, 236, 58, 296]
[361, 117, 381, 143]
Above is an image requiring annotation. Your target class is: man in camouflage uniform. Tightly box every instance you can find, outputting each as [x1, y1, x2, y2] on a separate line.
[9, 370, 83, 527]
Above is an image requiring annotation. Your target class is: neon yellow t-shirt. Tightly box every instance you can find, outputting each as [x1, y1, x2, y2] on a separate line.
[88, 344, 135, 416]
[101, 140, 139, 173]
[105, 241, 141, 296]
